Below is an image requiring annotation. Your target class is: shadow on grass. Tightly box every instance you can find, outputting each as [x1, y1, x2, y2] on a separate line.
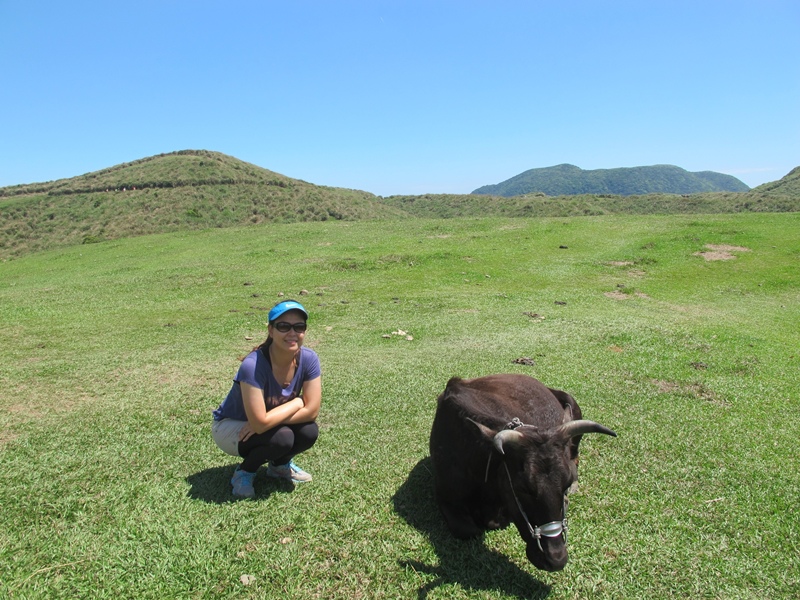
[392, 457, 551, 599]
[186, 464, 295, 504]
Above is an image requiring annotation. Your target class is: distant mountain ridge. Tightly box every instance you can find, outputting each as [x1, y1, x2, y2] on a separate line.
[472, 164, 750, 197]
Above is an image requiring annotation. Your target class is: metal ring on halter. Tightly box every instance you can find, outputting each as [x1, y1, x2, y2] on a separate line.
[503, 461, 569, 553]
[531, 511, 568, 552]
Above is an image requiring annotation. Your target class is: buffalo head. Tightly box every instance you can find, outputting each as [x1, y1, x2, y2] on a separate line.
[472, 418, 616, 571]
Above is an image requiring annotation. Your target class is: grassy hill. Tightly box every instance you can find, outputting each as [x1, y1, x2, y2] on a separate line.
[1, 151, 798, 259]
[471, 164, 751, 196]
[0, 150, 406, 258]
[751, 165, 800, 198]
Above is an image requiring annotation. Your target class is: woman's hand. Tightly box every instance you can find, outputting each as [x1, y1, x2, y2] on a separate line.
[284, 377, 321, 424]
[238, 422, 256, 442]
[240, 384, 306, 434]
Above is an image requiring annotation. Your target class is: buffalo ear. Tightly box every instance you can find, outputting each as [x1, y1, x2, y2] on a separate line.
[562, 403, 574, 424]
[466, 417, 497, 442]
[492, 429, 526, 455]
[465, 418, 527, 455]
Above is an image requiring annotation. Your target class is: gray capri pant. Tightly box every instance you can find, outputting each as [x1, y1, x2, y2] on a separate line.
[211, 418, 246, 457]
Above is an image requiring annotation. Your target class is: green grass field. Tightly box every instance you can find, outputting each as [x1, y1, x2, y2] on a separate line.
[1, 213, 798, 599]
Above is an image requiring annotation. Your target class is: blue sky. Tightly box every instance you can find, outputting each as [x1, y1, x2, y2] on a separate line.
[1, 1, 798, 196]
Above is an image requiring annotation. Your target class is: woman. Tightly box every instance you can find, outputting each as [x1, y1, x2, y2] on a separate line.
[212, 300, 321, 498]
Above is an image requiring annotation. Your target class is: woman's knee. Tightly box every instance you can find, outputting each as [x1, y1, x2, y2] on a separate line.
[269, 426, 296, 454]
[238, 425, 294, 456]
[293, 422, 319, 450]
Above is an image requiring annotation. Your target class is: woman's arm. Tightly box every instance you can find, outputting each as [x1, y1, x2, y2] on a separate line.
[240, 382, 303, 434]
[285, 376, 321, 424]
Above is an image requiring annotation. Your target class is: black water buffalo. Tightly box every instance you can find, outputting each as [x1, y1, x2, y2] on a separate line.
[429, 374, 616, 571]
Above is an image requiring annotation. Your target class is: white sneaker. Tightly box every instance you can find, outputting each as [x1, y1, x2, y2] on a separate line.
[266, 460, 312, 483]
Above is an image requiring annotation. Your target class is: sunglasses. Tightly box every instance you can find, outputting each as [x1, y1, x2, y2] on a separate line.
[274, 321, 307, 333]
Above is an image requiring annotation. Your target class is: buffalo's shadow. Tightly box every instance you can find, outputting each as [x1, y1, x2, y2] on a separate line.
[392, 457, 551, 599]
[186, 464, 294, 504]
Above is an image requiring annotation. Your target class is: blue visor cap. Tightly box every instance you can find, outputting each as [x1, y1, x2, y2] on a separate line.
[268, 300, 308, 323]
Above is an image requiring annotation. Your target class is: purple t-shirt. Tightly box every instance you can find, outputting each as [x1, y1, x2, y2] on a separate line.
[212, 346, 321, 422]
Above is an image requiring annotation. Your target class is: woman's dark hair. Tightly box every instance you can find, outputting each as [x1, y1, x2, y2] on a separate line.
[255, 336, 273, 354]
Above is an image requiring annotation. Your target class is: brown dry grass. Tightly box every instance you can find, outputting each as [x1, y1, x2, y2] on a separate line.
[652, 379, 730, 407]
[694, 244, 751, 261]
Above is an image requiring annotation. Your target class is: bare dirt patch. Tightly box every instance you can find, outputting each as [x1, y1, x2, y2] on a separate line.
[707, 245, 751, 252]
[605, 291, 629, 300]
[694, 244, 751, 261]
[0, 430, 20, 448]
[652, 379, 730, 407]
[605, 261, 646, 277]
[604, 290, 650, 300]
[654, 380, 680, 394]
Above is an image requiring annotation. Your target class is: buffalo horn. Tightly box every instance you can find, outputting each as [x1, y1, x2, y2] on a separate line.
[557, 420, 617, 439]
[493, 429, 525, 455]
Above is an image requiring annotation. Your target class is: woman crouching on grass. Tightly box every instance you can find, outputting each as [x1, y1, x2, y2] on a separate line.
[211, 300, 321, 499]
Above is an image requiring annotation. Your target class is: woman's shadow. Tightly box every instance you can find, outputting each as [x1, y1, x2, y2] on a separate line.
[186, 465, 295, 504]
[392, 457, 551, 599]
